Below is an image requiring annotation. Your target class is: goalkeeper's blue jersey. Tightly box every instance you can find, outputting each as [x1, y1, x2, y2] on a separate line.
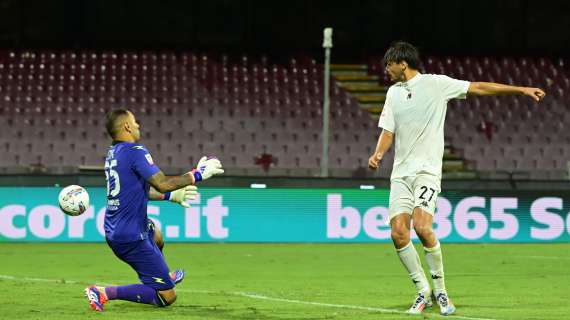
[104, 141, 160, 242]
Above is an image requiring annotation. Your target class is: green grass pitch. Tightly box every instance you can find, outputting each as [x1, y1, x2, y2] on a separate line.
[0, 243, 568, 320]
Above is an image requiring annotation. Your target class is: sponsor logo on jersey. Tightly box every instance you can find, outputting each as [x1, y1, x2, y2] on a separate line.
[153, 277, 165, 284]
[145, 154, 154, 165]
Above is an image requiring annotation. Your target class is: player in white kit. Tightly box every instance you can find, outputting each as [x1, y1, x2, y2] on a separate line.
[368, 42, 545, 315]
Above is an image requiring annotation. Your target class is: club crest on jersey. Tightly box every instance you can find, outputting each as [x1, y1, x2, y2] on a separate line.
[145, 154, 154, 165]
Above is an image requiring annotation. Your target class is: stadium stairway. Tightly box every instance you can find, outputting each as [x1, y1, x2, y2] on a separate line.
[331, 63, 477, 179]
[331, 64, 386, 121]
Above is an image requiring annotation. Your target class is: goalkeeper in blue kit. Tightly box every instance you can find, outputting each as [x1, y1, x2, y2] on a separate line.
[85, 109, 224, 311]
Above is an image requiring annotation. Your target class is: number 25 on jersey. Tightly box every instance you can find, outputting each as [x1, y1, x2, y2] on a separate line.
[105, 159, 121, 197]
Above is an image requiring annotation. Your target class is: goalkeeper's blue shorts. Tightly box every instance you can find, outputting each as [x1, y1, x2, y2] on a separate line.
[106, 223, 174, 291]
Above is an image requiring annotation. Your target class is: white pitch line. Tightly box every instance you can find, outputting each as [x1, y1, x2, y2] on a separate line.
[525, 255, 570, 260]
[226, 291, 498, 320]
[0, 274, 79, 284]
[0, 274, 498, 320]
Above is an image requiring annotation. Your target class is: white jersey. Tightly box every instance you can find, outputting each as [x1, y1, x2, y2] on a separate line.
[378, 73, 470, 182]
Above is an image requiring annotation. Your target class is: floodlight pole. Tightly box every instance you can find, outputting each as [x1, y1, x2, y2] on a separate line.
[321, 27, 333, 178]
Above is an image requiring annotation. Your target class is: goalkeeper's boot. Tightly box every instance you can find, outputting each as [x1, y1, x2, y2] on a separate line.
[436, 292, 456, 316]
[170, 269, 185, 285]
[407, 290, 433, 314]
[85, 286, 107, 311]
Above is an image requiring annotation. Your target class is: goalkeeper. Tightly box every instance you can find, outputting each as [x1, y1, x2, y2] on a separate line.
[85, 109, 224, 311]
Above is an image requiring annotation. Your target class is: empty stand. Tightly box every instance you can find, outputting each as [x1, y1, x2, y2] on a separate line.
[0, 50, 568, 178]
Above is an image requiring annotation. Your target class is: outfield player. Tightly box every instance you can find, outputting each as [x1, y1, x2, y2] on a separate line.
[368, 42, 545, 315]
[85, 109, 224, 311]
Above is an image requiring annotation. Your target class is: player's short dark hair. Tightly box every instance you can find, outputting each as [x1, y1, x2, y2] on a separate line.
[383, 41, 420, 69]
[105, 109, 130, 139]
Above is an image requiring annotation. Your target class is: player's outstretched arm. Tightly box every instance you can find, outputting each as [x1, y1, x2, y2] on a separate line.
[467, 82, 546, 101]
[148, 186, 165, 200]
[368, 129, 394, 170]
[147, 156, 224, 193]
[147, 171, 195, 193]
[191, 156, 224, 182]
[149, 184, 198, 208]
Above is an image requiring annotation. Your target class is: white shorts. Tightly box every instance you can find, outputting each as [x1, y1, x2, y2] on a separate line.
[388, 173, 441, 220]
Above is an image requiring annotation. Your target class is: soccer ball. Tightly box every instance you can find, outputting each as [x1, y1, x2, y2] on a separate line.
[58, 185, 90, 216]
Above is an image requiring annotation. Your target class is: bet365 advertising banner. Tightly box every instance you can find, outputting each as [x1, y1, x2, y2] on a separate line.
[0, 187, 569, 242]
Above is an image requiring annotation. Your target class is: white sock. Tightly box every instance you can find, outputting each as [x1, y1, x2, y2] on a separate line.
[397, 242, 430, 294]
[424, 242, 446, 295]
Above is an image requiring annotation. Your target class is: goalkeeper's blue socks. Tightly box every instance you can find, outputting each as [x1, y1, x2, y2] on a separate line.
[105, 284, 168, 306]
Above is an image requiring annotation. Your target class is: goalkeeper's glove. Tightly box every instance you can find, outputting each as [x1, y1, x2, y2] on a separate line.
[191, 156, 224, 182]
[165, 185, 198, 208]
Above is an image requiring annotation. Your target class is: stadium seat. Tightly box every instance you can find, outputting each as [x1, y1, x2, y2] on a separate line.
[1, 50, 568, 177]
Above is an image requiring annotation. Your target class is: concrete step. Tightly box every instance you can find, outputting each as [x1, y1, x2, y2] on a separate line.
[330, 63, 386, 125]
[351, 92, 387, 97]
[334, 74, 379, 82]
[358, 103, 383, 114]
[336, 80, 379, 87]
[443, 153, 462, 161]
[442, 170, 478, 179]
[330, 64, 369, 77]
[330, 64, 367, 70]
[339, 84, 388, 92]
[443, 159, 465, 171]
[331, 70, 368, 76]
[357, 94, 386, 116]
[356, 95, 386, 103]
